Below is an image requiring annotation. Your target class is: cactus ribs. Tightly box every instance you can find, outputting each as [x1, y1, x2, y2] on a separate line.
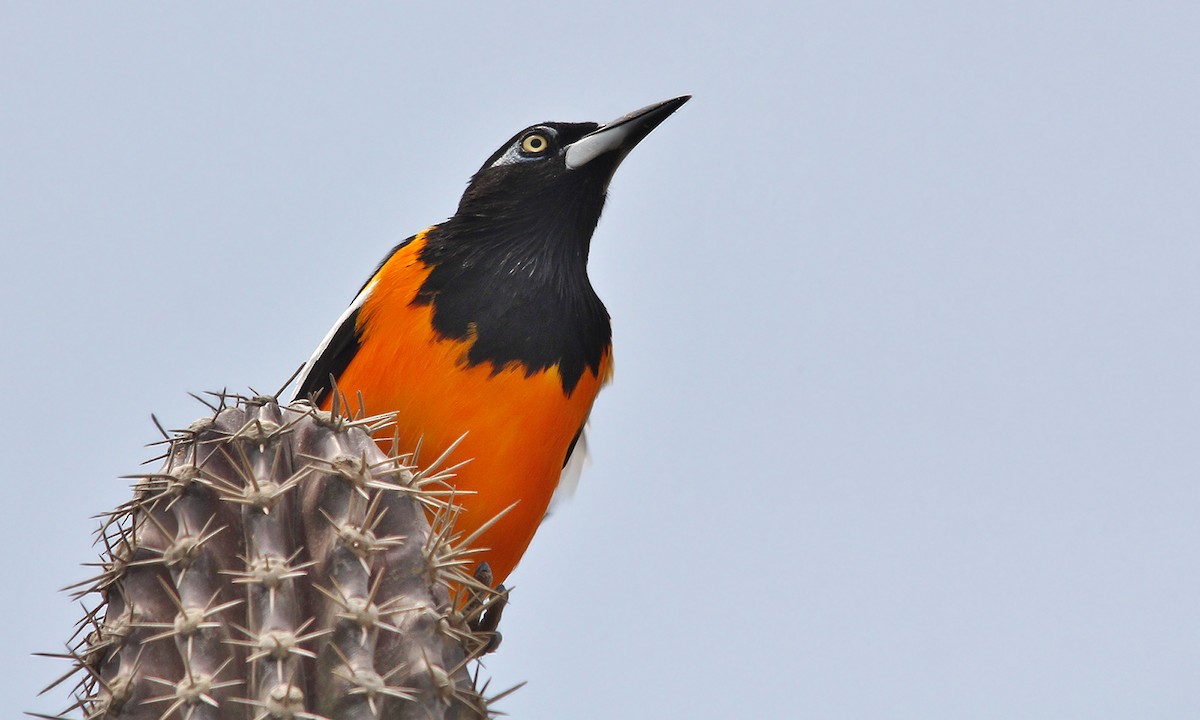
[40, 393, 519, 720]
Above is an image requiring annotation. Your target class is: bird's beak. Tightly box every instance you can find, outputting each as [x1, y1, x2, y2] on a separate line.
[564, 95, 691, 170]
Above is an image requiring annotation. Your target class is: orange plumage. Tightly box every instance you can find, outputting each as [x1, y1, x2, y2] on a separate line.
[325, 230, 610, 583]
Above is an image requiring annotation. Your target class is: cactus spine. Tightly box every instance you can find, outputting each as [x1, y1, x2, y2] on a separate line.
[43, 394, 513, 719]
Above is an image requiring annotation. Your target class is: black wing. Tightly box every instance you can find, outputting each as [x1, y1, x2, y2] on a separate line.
[292, 299, 364, 405]
[291, 235, 417, 404]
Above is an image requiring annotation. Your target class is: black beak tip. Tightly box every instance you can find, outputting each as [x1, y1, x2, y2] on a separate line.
[564, 94, 692, 169]
[644, 94, 692, 122]
[624, 94, 692, 138]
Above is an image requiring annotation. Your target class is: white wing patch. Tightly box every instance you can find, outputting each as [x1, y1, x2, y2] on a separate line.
[290, 278, 378, 402]
[547, 426, 590, 518]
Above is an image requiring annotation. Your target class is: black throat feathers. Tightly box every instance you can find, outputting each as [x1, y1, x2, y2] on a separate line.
[412, 182, 613, 395]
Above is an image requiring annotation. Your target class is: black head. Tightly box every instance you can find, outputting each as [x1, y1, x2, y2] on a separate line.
[452, 95, 692, 254]
[459, 122, 599, 220]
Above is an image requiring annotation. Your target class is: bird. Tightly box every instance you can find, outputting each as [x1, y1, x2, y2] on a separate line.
[291, 96, 690, 587]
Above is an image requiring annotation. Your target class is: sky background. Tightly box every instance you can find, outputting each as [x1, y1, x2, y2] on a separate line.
[4, 3, 1198, 718]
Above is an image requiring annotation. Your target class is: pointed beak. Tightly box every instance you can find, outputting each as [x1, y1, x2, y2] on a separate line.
[564, 95, 691, 170]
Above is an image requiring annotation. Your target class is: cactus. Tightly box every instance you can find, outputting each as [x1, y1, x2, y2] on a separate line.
[40, 393, 516, 720]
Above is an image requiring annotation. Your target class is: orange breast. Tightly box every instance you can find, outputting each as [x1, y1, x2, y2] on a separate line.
[326, 231, 610, 583]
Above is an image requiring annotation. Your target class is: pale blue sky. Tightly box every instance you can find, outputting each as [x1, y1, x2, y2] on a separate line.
[4, 3, 1198, 717]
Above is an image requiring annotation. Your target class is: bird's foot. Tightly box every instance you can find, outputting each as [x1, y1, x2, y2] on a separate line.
[464, 562, 508, 654]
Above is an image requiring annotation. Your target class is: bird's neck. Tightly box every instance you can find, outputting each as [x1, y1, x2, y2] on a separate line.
[414, 219, 612, 395]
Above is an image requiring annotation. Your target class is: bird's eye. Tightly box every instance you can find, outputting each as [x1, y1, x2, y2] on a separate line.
[521, 133, 549, 154]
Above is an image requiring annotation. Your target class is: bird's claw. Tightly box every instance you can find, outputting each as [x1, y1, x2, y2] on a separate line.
[465, 562, 508, 654]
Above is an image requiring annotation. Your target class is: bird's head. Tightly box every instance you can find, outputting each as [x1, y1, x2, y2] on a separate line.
[453, 96, 691, 242]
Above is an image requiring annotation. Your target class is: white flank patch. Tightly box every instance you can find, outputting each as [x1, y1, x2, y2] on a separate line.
[547, 427, 590, 518]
